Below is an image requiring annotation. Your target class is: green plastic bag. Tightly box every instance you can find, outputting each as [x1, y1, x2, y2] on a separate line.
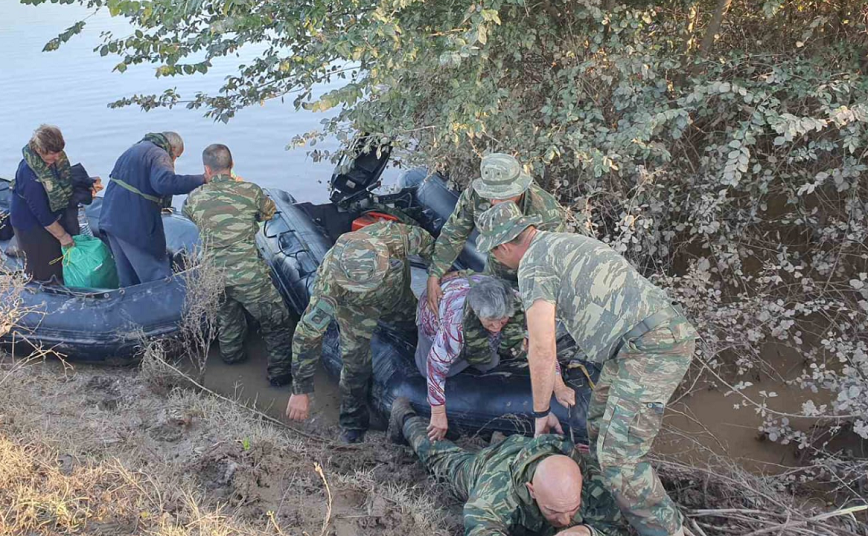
[62, 235, 119, 289]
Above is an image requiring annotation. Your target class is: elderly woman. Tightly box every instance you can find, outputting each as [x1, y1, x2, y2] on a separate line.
[416, 275, 527, 440]
[10, 125, 79, 283]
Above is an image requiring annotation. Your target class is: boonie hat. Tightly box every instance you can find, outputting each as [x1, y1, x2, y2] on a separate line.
[476, 201, 542, 252]
[331, 232, 389, 292]
[472, 153, 533, 200]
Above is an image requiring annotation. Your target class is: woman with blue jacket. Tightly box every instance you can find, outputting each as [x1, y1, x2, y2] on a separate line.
[10, 125, 81, 283]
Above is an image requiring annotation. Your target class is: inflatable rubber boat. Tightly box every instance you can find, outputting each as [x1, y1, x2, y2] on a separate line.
[256, 149, 597, 439]
[0, 178, 199, 363]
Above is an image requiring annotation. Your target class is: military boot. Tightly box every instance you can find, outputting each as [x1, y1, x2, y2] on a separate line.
[387, 396, 416, 445]
[340, 429, 366, 444]
[268, 372, 292, 387]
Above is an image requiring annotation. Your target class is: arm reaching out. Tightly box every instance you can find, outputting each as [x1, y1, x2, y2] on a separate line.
[526, 299, 561, 436]
[148, 152, 204, 196]
[287, 264, 338, 421]
[428, 187, 476, 277]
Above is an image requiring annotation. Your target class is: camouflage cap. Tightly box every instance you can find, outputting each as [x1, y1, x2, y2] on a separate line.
[472, 153, 534, 200]
[476, 201, 542, 252]
[331, 232, 390, 292]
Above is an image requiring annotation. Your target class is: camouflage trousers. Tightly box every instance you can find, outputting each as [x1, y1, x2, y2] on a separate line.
[403, 415, 480, 500]
[218, 279, 295, 381]
[586, 316, 695, 536]
[337, 284, 418, 432]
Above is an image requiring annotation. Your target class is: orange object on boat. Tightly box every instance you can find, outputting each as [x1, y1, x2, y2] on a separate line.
[351, 211, 399, 231]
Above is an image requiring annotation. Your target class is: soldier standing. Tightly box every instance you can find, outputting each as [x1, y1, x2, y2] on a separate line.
[285, 220, 434, 443]
[476, 202, 698, 536]
[387, 397, 629, 536]
[426, 153, 567, 314]
[184, 144, 294, 385]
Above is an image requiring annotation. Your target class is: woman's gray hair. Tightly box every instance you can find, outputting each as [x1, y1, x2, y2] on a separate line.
[467, 277, 516, 320]
[162, 131, 184, 157]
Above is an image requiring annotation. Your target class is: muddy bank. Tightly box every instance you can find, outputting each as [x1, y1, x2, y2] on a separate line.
[199, 335, 342, 433]
[0, 355, 460, 536]
[197, 330, 863, 478]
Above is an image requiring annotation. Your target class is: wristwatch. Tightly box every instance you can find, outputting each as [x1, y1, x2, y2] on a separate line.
[531, 407, 550, 419]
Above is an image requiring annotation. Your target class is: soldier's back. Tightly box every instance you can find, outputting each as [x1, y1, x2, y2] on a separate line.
[185, 178, 271, 287]
[519, 231, 671, 362]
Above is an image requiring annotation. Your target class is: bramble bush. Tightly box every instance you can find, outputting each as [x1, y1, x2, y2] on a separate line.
[28, 0, 868, 479]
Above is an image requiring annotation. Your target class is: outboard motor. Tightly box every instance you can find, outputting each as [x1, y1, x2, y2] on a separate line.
[329, 136, 392, 207]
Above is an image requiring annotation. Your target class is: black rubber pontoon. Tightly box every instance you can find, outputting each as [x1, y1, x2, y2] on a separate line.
[1, 179, 200, 363]
[256, 166, 596, 439]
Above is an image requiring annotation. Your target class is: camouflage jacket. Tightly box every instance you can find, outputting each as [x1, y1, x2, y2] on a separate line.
[465, 434, 627, 536]
[518, 231, 696, 363]
[428, 183, 567, 278]
[183, 174, 276, 288]
[291, 221, 435, 395]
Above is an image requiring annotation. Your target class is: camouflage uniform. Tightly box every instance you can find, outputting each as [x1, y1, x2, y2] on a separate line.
[428, 154, 567, 283]
[184, 174, 294, 381]
[292, 221, 434, 431]
[477, 202, 698, 536]
[401, 415, 628, 536]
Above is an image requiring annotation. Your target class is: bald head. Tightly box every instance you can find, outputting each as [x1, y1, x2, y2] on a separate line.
[527, 455, 583, 528]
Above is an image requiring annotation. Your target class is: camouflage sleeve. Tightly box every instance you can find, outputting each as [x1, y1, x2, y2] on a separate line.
[533, 185, 569, 233]
[517, 254, 560, 312]
[428, 187, 477, 278]
[258, 188, 276, 221]
[398, 222, 435, 262]
[290, 268, 337, 395]
[182, 195, 197, 224]
[498, 305, 526, 354]
[463, 489, 514, 536]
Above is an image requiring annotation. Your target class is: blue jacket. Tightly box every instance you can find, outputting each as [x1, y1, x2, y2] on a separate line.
[10, 159, 63, 232]
[100, 141, 204, 257]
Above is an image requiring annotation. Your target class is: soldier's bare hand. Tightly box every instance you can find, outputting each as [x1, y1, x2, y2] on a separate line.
[286, 394, 310, 421]
[534, 413, 563, 437]
[426, 276, 443, 316]
[554, 383, 576, 409]
[427, 405, 448, 441]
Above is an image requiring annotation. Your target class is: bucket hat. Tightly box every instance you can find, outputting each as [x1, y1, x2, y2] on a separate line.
[331, 232, 389, 292]
[472, 153, 533, 200]
[476, 201, 542, 253]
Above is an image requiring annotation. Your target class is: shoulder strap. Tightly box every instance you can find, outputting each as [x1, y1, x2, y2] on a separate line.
[110, 177, 162, 205]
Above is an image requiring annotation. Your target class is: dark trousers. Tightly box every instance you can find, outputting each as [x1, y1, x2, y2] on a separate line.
[12, 207, 79, 285]
[105, 232, 171, 287]
[13, 225, 63, 284]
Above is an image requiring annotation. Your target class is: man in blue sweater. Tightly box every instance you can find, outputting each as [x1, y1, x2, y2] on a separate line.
[99, 132, 206, 286]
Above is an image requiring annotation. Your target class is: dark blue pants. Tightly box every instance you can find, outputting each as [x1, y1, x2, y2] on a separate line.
[105, 232, 171, 287]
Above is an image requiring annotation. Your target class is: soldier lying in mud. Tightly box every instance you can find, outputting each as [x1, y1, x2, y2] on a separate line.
[389, 397, 629, 536]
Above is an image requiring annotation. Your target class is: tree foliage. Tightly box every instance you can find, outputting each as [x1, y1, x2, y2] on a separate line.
[26, 0, 868, 466]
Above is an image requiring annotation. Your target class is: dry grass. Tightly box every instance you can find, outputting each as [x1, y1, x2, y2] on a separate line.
[0, 269, 29, 340]
[0, 360, 452, 536]
[178, 245, 225, 382]
[659, 454, 867, 536]
[0, 432, 282, 535]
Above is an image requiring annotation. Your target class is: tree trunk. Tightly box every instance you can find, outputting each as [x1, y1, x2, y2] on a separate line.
[694, 0, 732, 71]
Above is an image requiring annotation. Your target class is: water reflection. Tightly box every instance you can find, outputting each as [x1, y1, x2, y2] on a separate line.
[0, 2, 392, 202]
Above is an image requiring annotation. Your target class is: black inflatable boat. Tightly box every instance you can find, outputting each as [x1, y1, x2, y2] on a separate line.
[256, 150, 597, 440]
[0, 178, 199, 363]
